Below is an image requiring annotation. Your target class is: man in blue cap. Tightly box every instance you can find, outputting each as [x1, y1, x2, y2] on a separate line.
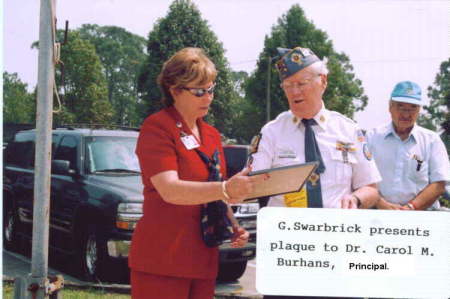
[367, 81, 449, 210]
[251, 47, 381, 298]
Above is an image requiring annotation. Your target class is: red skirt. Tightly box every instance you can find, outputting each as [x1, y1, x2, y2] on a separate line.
[130, 270, 215, 299]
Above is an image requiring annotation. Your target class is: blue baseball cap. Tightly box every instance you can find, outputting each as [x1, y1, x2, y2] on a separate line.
[275, 47, 320, 80]
[390, 81, 422, 106]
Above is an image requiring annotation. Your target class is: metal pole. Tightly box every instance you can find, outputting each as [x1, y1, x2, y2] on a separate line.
[266, 56, 271, 123]
[32, 0, 56, 292]
[14, 0, 56, 298]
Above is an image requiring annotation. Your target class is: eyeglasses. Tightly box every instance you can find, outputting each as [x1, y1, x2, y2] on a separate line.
[181, 83, 216, 97]
[391, 103, 420, 113]
[281, 75, 320, 91]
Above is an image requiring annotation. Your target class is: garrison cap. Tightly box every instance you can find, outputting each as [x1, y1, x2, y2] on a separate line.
[275, 47, 320, 81]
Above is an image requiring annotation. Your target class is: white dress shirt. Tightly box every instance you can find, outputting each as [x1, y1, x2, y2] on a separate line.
[251, 106, 381, 208]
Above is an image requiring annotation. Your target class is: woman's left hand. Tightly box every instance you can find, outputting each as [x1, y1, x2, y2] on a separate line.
[230, 226, 249, 248]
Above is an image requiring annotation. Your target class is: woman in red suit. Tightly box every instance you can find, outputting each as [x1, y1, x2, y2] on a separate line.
[129, 47, 263, 299]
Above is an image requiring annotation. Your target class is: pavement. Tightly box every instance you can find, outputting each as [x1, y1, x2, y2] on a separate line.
[2, 250, 262, 298]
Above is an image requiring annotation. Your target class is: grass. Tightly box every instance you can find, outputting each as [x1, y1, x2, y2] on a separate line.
[439, 197, 450, 208]
[2, 281, 131, 299]
[2, 282, 235, 298]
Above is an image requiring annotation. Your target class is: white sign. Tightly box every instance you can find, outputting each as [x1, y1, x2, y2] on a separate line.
[256, 207, 450, 298]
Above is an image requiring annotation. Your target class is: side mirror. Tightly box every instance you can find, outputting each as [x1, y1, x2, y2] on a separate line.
[52, 160, 75, 175]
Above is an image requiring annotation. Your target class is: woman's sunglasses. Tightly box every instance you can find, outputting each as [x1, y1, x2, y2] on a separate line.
[181, 83, 216, 97]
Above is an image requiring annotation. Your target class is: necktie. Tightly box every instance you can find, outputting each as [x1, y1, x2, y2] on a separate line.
[302, 118, 325, 208]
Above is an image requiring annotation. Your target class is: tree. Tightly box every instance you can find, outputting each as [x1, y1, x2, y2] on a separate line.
[53, 31, 114, 125]
[78, 24, 147, 126]
[138, 0, 235, 135]
[244, 4, 368, 141]
[225, 70, 270, 144]
[3, 72, 35, 123]
[230, 71, 249, 98]
[418, 58, 450, 153]
[418, 58, 449, 131]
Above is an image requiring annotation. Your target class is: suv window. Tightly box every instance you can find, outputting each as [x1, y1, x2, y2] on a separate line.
[54, 136, 78, 170]
[223, 146, 249, 178]
[85, 136, 140, 173]
[5, 133, 35, 168]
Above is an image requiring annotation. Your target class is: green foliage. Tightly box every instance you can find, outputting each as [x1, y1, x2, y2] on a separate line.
[440, 196, 450, 209]
[243, 4, 368, 141]
[227, 95, 260, 144]
[3, 72, 35, 123]
[138, 0, 235, 135]
[54, 31, 114, 125]
[418, 58, 450, 155]
[418, 58, 450, 132]
[226, 70, 263, 143]
[78, 24, 147, 126]
[230, 71, 249, 97]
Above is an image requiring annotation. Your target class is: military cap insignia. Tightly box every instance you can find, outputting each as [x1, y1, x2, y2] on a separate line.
[291, 53, 303, 65]
[363, 143, 372, 161]
[275, 60, 288, 78]
[275, 47, 321, 80]
[406, 88, 414, 95]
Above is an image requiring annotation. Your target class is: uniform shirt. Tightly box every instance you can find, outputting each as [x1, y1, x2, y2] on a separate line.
[367, 122, 450, 209]
[251, 106, 381, 208]
[129, 106, 226, 279]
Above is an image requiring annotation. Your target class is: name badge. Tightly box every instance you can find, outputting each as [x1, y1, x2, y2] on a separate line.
[181, 134, 200, 150]
[283, 188, 308, 208]
[277, 149, 297, 159]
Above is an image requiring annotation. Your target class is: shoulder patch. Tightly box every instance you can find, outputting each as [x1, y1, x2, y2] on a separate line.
[363, 143, 372, 160]
[250, 133, 262, 154]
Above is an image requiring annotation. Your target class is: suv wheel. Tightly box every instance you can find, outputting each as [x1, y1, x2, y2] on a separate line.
[217, 260, 247, 282]
[77, 228, 107, 282]
[3, 208, 19, 251]
[85, 232, 98, 278]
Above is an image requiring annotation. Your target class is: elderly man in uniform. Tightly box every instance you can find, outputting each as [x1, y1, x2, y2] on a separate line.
[250, 47, 381, 299]
[367, 81, 450, 210]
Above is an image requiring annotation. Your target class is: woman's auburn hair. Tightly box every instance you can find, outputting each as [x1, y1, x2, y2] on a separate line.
[157, 47, 217, 107]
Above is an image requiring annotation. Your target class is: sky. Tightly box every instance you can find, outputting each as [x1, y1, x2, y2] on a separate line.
[3, 0, 450, 130]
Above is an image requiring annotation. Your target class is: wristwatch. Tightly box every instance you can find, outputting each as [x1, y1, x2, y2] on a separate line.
[352, 194, 362, 208]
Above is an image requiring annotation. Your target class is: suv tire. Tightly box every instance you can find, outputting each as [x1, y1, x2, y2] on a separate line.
[76, 227, 108, 282]
[3, 207, 19, 251]
[217, 260, 247, 282]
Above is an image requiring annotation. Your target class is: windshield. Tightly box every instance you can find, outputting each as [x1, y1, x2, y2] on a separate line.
[85, 136, 140, 174]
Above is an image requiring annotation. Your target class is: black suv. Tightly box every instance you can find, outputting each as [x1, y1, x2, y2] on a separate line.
[3, 128, 258, 282]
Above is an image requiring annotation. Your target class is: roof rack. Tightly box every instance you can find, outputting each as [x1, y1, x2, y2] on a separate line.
[54, 123, 140, 131]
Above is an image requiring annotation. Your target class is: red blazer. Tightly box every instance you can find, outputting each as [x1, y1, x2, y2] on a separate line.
[129, 106, 227, 279]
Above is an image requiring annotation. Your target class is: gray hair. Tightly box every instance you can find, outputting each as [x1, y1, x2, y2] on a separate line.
[309, 58, 329, 75]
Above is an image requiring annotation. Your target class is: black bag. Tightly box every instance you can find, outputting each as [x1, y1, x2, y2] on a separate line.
[196, 149, 234, 247]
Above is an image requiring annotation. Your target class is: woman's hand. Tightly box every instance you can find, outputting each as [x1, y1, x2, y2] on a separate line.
[224, 167, 269, 204]
[230, 226, 249, 248]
